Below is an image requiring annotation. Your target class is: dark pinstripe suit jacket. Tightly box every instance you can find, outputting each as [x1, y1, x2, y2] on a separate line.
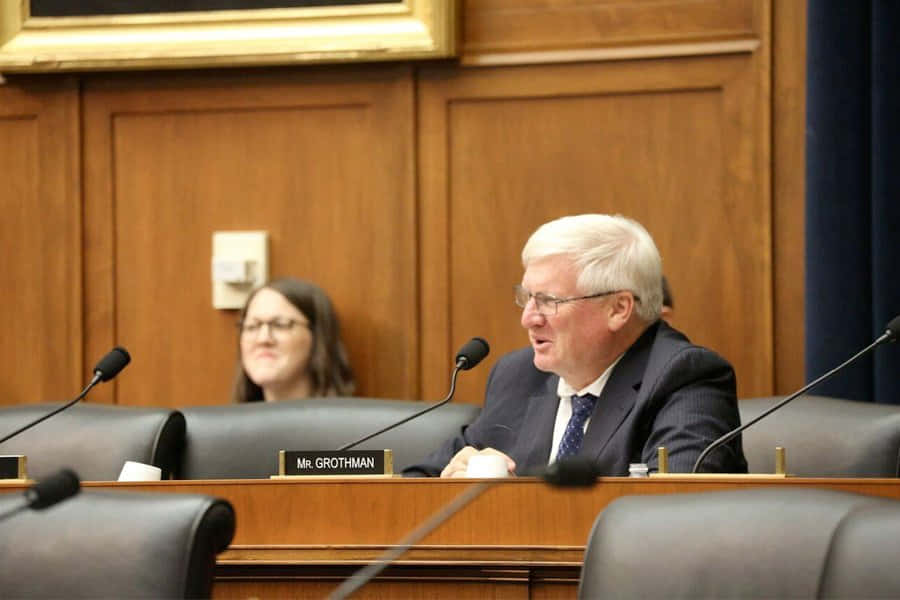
[404, 320, 748, 476]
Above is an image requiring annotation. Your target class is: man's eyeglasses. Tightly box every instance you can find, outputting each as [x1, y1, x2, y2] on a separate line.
[514, 284, 640, 316]
[237, 318, 306, 337]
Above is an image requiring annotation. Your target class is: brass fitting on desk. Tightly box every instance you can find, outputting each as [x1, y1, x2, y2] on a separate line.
[657, 446, 668, 474]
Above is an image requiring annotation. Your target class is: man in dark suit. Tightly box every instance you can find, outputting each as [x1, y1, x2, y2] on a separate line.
[405, 214, 746, 477]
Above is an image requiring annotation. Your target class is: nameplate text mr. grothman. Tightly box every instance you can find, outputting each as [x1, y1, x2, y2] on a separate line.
[278, 450, 393, 476]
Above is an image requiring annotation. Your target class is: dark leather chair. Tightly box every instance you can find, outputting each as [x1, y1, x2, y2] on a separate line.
[819, 501, 900, 598]
[579, 487, 900, 599]
[0, 403, 185, 480]
[739, 395, 900, 476]
[178, 397, 481, 479]
[0, 490, 235, 598]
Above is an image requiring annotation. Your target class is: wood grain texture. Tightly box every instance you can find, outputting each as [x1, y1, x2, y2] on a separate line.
[772, 0, 805, 393]
[0, 0, 805, 409]
[0, 77, 82, 406]
[33, 477, 892, 546]
[2, 476, 896, 598]
[462, 0, 756, 56]
[214, 576, 530, 600]
[419, 51, 772, 404]
[81, 66, 416, 405]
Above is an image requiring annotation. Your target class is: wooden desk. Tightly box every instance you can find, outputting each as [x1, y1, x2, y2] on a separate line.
[6, 476, 900, 598]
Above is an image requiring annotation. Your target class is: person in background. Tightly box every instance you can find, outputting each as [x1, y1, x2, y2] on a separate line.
[232, 277, 355, 402]
[404, 214, 746, 477]
[661, 275, 674, 321]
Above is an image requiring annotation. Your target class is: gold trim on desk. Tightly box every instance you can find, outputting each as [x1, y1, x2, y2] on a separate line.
[650, 472, 788, 479]
[0, 0, 458, 73]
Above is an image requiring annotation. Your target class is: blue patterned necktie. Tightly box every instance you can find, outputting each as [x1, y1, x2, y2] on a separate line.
[556, 394, 598, 460]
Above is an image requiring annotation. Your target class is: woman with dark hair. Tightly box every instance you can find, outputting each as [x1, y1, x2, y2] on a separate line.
[232, 278, 355, 402]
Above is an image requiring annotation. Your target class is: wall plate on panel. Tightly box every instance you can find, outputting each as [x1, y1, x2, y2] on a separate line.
[212, 231, 268, 309]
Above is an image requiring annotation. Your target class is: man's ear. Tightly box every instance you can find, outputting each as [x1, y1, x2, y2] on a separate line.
[607, 293, 636, 331]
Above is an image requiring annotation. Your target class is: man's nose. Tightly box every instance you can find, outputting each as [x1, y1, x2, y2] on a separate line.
[520, 299, 546, 328]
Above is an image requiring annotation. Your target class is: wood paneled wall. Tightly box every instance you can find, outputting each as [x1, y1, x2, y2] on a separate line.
[0, 0, 804, 408]
[418, 50, 772, 404]
[0, 78, 82, 406]
[80, 67, 417, 406]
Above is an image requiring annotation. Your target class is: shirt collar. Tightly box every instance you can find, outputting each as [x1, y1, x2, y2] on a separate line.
[556, 353, 625, 399]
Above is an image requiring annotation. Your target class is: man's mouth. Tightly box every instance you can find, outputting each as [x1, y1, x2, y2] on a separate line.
[532, 336, 551, 349]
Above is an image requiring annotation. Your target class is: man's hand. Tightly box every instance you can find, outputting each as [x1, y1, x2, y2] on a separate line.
[440, 446, 516, 478]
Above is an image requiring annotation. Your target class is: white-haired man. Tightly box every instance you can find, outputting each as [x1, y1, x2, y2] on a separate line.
[405, 214, 747, 476]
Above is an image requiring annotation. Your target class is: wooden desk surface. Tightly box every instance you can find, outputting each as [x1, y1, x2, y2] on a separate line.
[72, 476, 900, 562]
[6, 476, 900, 598]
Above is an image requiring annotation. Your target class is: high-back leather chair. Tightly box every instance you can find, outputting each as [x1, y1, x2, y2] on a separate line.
[579, 487, 900, 599]
[0, 490, 235, 598]
[818, 501, 900, 598]
[0, 403, 186, 480]
[739, 395, 900, 476]
[178, 397, 481, 479]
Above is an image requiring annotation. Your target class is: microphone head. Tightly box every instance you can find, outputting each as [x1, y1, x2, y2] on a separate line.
[25, 468, 81, 510]
[455, 337, 490, 370]
[93, 346, 131, 382]
[542, 457, 598, 487]
[886, 315, 900, 342]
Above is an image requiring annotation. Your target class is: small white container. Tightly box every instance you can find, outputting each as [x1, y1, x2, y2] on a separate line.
[118, 461, 162, 482]
[465, 454, 509, 478]
[628, 463, 649, 478]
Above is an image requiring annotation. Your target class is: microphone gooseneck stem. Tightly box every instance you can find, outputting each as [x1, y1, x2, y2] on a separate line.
[691, 332, 889, 473]
[328, 481, 493, 600]
[0, 500, 28, 525]
[0, 373, 102, 445]
[336, 364, 463, 452]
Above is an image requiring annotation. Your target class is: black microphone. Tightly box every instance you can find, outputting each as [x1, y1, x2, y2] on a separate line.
[542, 456, 598, 487]
[0, 347, 131, 445]
[91, 346, 131, 382]
[692, 314, 900, 473]
[0, 469, 81, 523]
[25, 468, 81, 509]
[328, 456, 598, 599]
[336, 338, 490, 451]
[455, 337, 490, 370]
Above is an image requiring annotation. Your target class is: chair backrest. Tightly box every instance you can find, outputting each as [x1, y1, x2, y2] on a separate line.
[0, 403, 186, 480]
[0, 490, 235, 598]
[819, 502, 900, 597]
[738, 395, 900, 476]
[579, 487, 900, 599]
[178, 397, 481, 479]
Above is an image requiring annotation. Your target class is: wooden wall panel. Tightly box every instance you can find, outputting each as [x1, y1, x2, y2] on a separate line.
[772, 0, 806, 393]
[0, 0, 802, 411]
[463, 0, 756, 56]
[0, 78, 81, 406]
[419, 52, 771, 404]
[81, 67, 416, 406]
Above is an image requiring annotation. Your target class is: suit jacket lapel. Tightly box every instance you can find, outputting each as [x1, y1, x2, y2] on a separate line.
[512, 375, 560, 474]
[582, 323, 656, 460]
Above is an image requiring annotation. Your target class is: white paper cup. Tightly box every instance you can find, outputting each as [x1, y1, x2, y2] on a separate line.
[465, 454, 509, 478]
[118, 461, 162, 482]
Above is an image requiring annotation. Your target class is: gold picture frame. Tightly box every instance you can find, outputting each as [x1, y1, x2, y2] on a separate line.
[0, 0, 457, 72]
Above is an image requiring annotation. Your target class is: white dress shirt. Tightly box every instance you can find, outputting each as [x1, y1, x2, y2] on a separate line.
[548, 354, 624, 464]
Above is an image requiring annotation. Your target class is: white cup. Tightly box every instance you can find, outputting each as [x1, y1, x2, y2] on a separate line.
[465, 454, 509, 478]
[117, 461, 162, 482]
